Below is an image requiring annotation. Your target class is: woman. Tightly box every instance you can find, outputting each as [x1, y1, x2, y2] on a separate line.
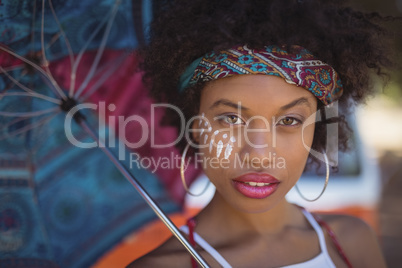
[131, 0, 395, 267]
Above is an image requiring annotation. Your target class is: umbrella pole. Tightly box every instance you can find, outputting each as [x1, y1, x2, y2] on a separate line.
[78, 119, 210, 268]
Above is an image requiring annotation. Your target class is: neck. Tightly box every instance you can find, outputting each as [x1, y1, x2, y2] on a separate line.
[195, 192, 297, 237]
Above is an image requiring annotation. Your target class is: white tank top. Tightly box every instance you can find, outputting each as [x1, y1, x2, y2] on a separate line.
[180, 209, 337, 268]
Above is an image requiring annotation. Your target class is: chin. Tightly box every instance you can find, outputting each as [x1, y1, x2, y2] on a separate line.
[228, 195, 285, 214]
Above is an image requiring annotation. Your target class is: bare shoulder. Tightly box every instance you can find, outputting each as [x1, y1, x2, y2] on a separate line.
[319, 213, 374, 237]
[127, 235, 192, 268]
[318, 213, 387, 268]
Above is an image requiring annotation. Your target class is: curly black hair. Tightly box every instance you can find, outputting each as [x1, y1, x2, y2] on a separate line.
[141, 0, 396, 170]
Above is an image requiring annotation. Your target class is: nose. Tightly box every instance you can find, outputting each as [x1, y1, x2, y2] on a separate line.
[239, 125, 276, 169]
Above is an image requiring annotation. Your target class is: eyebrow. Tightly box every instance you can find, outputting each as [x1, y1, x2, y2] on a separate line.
[279, 97, 312, 111]
[209, 99, 249, 111]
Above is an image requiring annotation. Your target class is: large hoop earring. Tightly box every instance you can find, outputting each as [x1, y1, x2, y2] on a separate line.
[295, 151, 330, 202]
[181, 143, 210, 196]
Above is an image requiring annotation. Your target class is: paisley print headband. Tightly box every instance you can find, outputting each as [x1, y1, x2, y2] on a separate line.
[178, 45, 343, 105]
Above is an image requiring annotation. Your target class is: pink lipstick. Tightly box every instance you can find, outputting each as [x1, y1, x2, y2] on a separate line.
[232, 173, 280, 199]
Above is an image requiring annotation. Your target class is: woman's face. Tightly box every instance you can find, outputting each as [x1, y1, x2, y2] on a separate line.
[192, 75, 317, 213]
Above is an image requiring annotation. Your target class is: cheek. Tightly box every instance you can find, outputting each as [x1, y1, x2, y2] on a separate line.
[291, 124, 315, 171]
[277, 125, 315, 180]
[302, 123, 316, 149]
[199, 128, 238, 160]
[278, 122, 315, 152]
[197, 128, 240, 184]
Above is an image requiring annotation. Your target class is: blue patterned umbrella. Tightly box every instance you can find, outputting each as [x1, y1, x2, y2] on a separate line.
[0, 1, 201, 267]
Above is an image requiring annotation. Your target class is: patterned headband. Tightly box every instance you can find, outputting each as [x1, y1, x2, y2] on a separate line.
[178, 45, 343, 105]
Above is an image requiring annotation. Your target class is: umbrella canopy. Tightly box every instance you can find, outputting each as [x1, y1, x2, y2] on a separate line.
[0, 0, 148, 57]
[0, 0, 200, 267]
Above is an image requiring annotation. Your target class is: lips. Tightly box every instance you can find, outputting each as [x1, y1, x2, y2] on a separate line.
[232, 173, 280, 199]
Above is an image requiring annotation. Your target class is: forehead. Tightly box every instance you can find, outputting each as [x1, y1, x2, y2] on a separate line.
[200, 75, 317, 112]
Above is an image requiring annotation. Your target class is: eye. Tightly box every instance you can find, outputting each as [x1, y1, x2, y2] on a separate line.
[217, 114, 245, 125]
[277, 117, 301, 126]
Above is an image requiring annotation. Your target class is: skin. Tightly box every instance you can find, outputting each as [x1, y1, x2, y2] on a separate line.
[130, 75, 386, 268]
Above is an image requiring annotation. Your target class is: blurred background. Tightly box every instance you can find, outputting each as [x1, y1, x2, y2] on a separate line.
[349, 0, 402, 266]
